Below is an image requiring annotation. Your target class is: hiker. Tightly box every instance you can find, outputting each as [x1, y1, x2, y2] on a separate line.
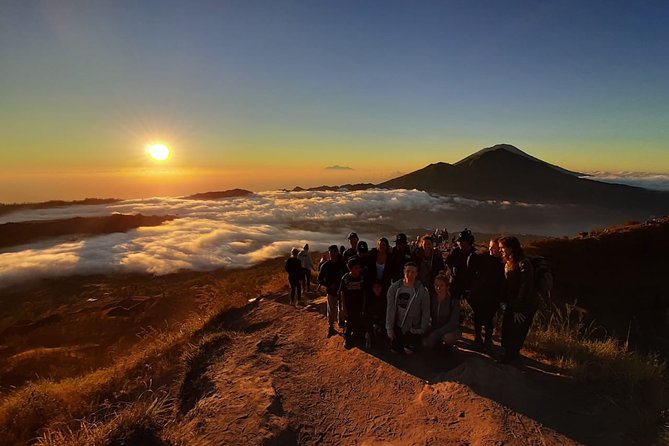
[298, 244, 316, 292]
[498, 236, 537, 364]
[343, 232, 359, 263]
[355, 240, 376, 290]
[469, 239, 505, 350]
[365, 279, 387, 347]
[316, 253, 329, 293]
[415, 234, 446, 297]
[386, 262, 431, 354]
[285, 248, 303, 306]
[340, 257, 367, 349]
[488, 237, 501, 258]
[445, 228, 479, 301]
[370, 237, 392, 292]
[388, 233, 414, 282]
[423, 271, 461, 352]
[318, 245, 347, 337]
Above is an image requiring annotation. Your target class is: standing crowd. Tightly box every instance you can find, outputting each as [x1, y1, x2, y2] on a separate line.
[286, 229, 542, 364]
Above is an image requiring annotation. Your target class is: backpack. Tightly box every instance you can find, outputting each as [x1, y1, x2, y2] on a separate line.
[528, 256, 553, 301]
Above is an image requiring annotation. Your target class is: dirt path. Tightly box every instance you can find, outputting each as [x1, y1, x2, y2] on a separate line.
[174, 293, 630, 446]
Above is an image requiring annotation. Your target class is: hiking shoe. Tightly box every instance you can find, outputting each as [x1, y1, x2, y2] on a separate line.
[327, 326, 337, 338]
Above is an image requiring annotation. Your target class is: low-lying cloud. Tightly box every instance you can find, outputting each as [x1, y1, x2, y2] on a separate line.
[0, 189, 464, 286]
[584, 172, 669, 191]
[324, 165, 353, 171]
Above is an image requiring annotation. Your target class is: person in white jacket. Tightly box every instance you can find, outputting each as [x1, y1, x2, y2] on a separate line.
[297, 244, 316, 292]
[386, 262, 431, 354]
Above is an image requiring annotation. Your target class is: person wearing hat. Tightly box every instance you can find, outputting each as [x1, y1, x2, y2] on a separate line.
[388, 233, 414, 283]
[318, 245, 348, 337]
[355, 240, 376, 291]
[343, 232, 359, 263]
[445, 228, 479, 302]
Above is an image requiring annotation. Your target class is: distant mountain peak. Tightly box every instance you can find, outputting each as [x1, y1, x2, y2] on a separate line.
[455, 144, 583, 177]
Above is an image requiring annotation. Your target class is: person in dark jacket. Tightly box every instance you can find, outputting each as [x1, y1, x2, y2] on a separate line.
[343, 232, 359, 263]
[415, 234, 446, 297]
[369, 237, 393, 292]
[423, 271, 461, 351]
[499, 236, 537, 364]
[285, 248, 303, 306]
[470, 246, 505, 350]
[354, 240, 376, 290]
[366, 279, 387, 346]
[318, 245, 347, 337]
[388, 233, 414, 282]
[340, 257, 367, 349]
[445, 229, 478, 301]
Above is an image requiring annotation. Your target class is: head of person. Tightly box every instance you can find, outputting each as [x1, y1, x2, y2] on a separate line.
[456, 229, 474, 251]
[403, 261, 418, 285]
[433, 270, 452, 298]
[356, 240, 370, 257]
[291, 247, 299, 257]
[377, 237, 390, 253]
[395, 233, 408, 249]
[499, 236, 523, 264]
[488, 237, 501, 258]
[372, 280, 383, 297]
[419, 235, 434, 256]
[347, 232, 359, 249]
[328, 244, 340, 261]
[347, 258, 362, 276]
[303, 243, 309, 251]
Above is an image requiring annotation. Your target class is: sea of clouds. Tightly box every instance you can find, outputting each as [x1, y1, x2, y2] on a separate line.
[584, 172, 669, 191]
[1, 189, 481, 286]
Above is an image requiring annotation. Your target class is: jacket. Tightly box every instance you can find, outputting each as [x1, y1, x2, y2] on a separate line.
[504, 257, 537, 314]
[317, 259, 347, 295]
[385, 279, 431, 335]
[298, 250, 314, 270]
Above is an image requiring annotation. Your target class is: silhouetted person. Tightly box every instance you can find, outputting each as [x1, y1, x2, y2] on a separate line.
[445, 229, 478, 301]
[285, 248, 303, 306]
[340, 257, 367, 349]
[386, 262, 430, 354]
[470, 238, 505, 350]
[388, 233, 413, 282]
[365, 279, 387, 347]
[343, 232, 359, 263]
[318, 245, 347, 337]
[354, 240, 376, 290]
[423, 271, 461, 352]
[298, 243, 316, 292]
[499, 236, 537, 364]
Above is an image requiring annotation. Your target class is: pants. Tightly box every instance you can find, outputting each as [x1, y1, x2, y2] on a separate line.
[423, 329, 461, 350]
[344, 298, 365, 342]
[472, 305, 497, 341]
[391, 326, 423, 352]
[302, 268, 311, 291]
[327, 293, 343, 327]
[501, 307, 537, 356]
[289, 279, 302, 304]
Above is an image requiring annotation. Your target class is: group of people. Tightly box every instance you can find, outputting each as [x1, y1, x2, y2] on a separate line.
[285, 229, 540, 364]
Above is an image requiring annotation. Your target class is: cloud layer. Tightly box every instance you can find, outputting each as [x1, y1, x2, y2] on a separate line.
[584, 172, 669, 191]
[0, 189, 458, 286]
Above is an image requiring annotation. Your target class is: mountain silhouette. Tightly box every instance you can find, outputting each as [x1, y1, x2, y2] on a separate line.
[378, 144, 669, 210]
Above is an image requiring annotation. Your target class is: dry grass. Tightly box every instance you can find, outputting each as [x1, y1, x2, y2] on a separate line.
[0, 257, 288, 446]
[528, 303, 667, 435]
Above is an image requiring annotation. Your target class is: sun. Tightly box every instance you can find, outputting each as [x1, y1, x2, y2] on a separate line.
[147, 143, 170, 161]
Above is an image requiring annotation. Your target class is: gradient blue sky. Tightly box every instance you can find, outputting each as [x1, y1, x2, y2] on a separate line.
[1, 0, 668, 201]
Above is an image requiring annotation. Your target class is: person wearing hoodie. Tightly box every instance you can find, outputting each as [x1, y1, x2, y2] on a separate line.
[423, 271, 461, 352]
[297, 243, 316, 293]
[388, 233, 414, 282]
[386, 262, 431, 353]
[318, 245, 348, 337]
[340, 257, 367, 350]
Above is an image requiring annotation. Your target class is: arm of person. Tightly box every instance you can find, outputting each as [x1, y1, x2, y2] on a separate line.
[386, 285, 397, 338]
[410, 290, 431, 334]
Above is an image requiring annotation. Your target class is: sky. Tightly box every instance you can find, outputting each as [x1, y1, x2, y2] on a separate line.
[1, 0, 668, 202]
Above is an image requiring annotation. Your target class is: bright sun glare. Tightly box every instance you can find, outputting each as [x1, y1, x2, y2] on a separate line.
[147, 143, 170, 161]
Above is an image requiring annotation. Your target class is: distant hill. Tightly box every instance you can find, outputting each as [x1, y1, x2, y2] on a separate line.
[378, 144, 669, 211]
[186, 189, 253, 200]
[290, 183, 376, 192]
[0, 213, 176, 249]
[0, 198, 119, 217]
